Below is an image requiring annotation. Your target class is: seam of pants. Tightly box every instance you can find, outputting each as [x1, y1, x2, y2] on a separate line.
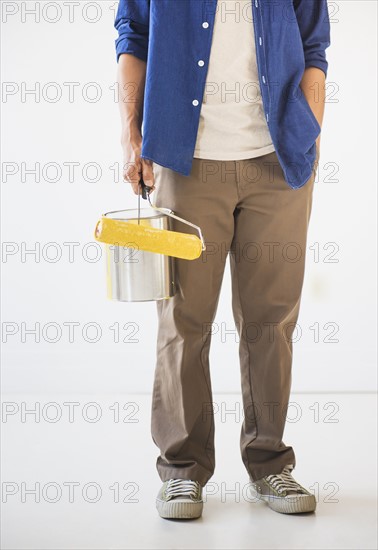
[231, 216, 259, 453]
[199, 313, 216, 473]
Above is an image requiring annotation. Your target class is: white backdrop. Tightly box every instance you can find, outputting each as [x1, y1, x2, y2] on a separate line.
[1, 1, 377, 394]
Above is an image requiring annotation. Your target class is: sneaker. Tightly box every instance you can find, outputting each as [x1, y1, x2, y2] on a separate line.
[248, 464, 316, 514]
[156, 478, 204, 519]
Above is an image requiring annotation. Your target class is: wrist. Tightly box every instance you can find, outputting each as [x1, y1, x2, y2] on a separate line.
[121, 125, 142, 143]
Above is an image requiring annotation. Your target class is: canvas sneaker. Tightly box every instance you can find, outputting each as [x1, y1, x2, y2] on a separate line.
[156, 478, 204, 519]
[248, 464, 317, 514]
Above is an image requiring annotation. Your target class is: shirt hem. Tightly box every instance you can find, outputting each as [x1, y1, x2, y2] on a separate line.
[140, 153, 189, 175]
[192, 144, 276, 161]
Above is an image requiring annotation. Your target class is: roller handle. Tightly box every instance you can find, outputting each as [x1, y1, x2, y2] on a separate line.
[139, 176, 151, 200]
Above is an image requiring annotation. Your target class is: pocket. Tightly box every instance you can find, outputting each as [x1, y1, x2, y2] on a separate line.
[299, 91, 321, 135]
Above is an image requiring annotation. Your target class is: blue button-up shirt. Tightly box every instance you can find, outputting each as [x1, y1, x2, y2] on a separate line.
[114, 0, 331, 189]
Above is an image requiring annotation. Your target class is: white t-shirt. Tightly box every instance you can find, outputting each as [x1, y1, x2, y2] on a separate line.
[193, 0, 275, 160]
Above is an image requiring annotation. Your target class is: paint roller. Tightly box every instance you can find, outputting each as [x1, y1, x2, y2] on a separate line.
[94, 177, 206, 260]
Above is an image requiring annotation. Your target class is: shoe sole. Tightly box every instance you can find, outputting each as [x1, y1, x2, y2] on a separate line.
[248, 484, 316, 514]
[156, 498, 203, 519]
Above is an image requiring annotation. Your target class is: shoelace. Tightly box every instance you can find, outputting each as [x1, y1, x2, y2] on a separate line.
[165, 479, 201, 501]
[264, 466, 306, 495]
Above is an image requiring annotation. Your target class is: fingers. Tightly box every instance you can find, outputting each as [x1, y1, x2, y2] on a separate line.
[122, 157, 155, 196]
[141, 158, 155, 194]
[123, 159, 141, 195]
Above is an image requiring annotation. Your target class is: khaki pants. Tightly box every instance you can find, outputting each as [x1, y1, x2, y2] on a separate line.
[150, 148, 319, 485]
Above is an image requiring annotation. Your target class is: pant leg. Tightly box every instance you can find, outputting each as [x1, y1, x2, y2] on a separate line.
[229, 151, 317, 482]
[150, 157, 239, 486]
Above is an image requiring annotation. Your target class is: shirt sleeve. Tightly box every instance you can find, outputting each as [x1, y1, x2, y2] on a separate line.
[114, 0, 150, 63]
[293, 0, 331, 78]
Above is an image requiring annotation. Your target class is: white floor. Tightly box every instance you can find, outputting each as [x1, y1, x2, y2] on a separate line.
[1, 393, 377, 550]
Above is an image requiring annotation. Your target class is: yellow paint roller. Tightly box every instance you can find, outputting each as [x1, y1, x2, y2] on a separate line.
[94, 178, 206, 260]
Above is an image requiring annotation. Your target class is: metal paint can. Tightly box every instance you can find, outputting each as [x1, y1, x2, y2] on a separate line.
[103, 207, 176, 302]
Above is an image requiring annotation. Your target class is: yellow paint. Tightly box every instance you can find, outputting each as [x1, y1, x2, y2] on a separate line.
[94, 217, 202, 260]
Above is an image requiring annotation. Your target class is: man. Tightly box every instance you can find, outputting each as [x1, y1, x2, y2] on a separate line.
[114, 0, 331, 519]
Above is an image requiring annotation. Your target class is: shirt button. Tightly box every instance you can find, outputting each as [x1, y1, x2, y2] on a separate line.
[202, 22, 209, 28]
[255, 0, 258, 7]
[198, 60, 205, 67]
[262, 75, 266, 84]
[192, 99, 199, 106]
[259, 37, 262, 46]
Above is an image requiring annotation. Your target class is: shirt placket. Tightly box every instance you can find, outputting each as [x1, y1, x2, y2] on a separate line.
[252, 0, 270, 124]
[191, 8, 215, 109]
[192, 0, 270, 126]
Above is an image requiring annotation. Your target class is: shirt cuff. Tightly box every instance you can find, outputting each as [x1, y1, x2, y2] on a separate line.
[116, 41, 148, 63]
[304, 58, 328, 78]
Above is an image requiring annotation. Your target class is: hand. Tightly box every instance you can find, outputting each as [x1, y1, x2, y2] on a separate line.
[315, 137, 321, 163]
[121, 130, 155, 195]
